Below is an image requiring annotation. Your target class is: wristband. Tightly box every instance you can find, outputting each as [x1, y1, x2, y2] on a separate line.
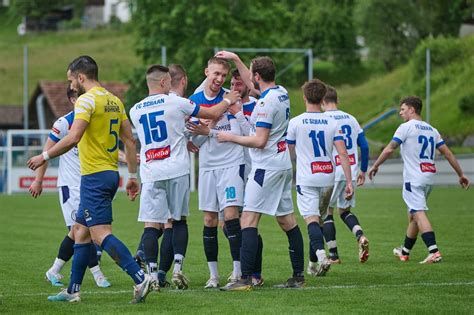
[223, 98, 232, 106]
[42, 151, 50, 161]
[128, 173, 138, 179]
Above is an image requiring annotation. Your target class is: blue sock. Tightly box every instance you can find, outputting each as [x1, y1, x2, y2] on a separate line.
[173, 220, 188, 257]
[308, 222, 325, 254]
[57, 235, 74, 262]
[94, 243, 102, 262]
[67, 243, 89, 294]
[323, 215, 338, 259]
[203, 226, 218, 262]
[225, 218, 241, 262]
[286, 225, 304, 277]
[142, 227, 162, 264]
[240, 227, 258, 278]
[159, 228, 173, 273]
[253, 234, 263, 276]
[87, 242, 99, 268]
[101, 234, 145, 285]
[341, 211, 364, 240]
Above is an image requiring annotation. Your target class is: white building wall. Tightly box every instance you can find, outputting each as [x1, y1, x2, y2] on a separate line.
[104, 0, 131, 23]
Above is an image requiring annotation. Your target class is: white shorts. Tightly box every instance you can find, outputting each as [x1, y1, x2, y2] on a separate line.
[244, 168, 294, 217]
[198, 165, 245, 212]
[138, 174, 190, 223]
[329, 180, 356, 209]
[59, 186, 80, 228]
[296, 185, 333, 219]
[403, 182, 432, 212]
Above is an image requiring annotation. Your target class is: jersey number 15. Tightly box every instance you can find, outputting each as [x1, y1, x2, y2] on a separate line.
[139, 111, 168, 145]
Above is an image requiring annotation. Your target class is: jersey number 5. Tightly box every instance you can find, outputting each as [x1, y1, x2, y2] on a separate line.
[139, 111, 168, 145]
[107, 119, 119, 152]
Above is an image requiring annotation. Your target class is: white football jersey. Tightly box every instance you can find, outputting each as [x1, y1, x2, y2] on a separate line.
[393, 119, 444, 185]
[241, 97, 257, 168]
[287, 112, 342, 187]
[49, 111, 81, 187]
[324, 110, 363, 181]
[249, 86, 292, 170]
[189, 88, 245, 170]
[129, 93, 200, 182]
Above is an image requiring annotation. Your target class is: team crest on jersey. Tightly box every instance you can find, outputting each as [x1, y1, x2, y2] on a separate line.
[420, 162, 436, 173]
[277, 140, 287, 153]
[145, 146, 171, 162]
[258, 101, 265, 107]
[311, 161, 334, 174]
[335, 154, 356, 166]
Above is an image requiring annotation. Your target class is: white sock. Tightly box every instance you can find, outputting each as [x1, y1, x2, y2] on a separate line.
[89, 265, 104, 281]
[147, 262, 158, 281]
[49, 258, 66, 275]
[207, 261, 219, 279]
[316, 249, 327, 263]
[232, 261, 241, 278]
[173, 254, 184, 274]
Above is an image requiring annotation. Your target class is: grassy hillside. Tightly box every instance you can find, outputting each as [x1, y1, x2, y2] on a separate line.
[0, 8, 138, 105]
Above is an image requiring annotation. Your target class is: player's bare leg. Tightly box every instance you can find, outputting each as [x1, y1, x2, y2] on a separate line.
[203, 211, 220, 288]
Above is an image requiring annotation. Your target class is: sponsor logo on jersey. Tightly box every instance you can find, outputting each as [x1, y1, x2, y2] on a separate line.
[52, 127, 60, 135]
[420, 162, 436, 173]
[145, 146, 171, 162]
[335, 153, 356, 166]
[277, 140, 287, 153]
[311, 161, 334, 174]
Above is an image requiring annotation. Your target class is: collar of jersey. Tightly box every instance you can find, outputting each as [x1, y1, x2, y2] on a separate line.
[260, 85, 280, 99]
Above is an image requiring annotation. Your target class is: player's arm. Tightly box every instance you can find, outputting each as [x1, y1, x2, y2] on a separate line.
[288, 143, 296, 160]
[228, 102, 252, 136]
[357, 132, 369, 186]
[28, 138, 56, 198]
[217, 126, 270, 149]
[27, 120, 88, 171]
[437, 144, 470, 189]
[194, 91, 240, 120]
[334, 139, 354, 200]
[368, 140, 399, 180]
[215, 50, 260, 96]
[119, 119, 140, 201]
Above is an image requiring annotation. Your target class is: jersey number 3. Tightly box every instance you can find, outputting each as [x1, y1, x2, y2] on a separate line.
[139, 111, 168, 145]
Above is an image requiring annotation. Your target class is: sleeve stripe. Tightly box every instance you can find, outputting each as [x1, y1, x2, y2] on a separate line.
[334, 136, 344, 141]
[48, 134, 60, 142]
[286, 139, 296, 144]
[436, 140, 445, 148]
[191, 105, 200, 117]
[256, 122, 272, 129]
[392, 137, 403, 144]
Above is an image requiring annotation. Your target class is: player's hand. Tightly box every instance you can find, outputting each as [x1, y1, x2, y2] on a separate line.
[126, 178, 140, 201]
[357, 172, 366, 186]
[27, 154, 46, 171]
[187, 141, 199, 153]
[217, 132, 233, 143]
[215, 50, 238, 61]
[228, 99, 242, 115]
[28, 180, 43, 198]
[224, 90, 241, 105]
[368, 166, 378, 180]
[344, 182, 354, 200]
[186, 120, 211, 136]
[459, 175, 470, 190]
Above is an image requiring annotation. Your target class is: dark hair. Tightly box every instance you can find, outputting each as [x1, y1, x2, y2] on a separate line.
[68, 55, 99, 80]
[302, 79, 327, 105]
[146, 64, 169, 75]
[231, 68, 241, 79]
[66, 85, 76, 99]
[207, 57, 230, 71]
[400, 96, 422, 114]
[251, 56, 275, 82]
[168, 64, 186, 87]
[323, 85, 338, 104]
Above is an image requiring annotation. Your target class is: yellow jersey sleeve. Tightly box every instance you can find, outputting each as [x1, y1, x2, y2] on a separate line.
[74, 93, 96, 122]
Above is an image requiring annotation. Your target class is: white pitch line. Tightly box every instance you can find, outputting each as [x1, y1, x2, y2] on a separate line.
[3, 281, 474, 297]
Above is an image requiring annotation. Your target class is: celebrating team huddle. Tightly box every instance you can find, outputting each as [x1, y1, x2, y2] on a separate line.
[26, 52, 470, 303]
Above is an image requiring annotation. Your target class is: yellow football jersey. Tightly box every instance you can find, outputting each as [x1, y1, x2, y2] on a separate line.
[74, 86, 128, 175]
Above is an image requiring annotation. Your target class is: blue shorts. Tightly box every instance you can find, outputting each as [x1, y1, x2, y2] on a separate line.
[76, 170, 119, 227]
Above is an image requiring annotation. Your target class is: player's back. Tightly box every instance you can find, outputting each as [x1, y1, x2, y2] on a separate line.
[74, 86, 127, 175]
[249, 86, 291, 170]
[130, 93, 198, 182]
[189, 88, 244, 170]
[393, 119, 444, 185]
[324, 109, 362, 181]
[287, 112, 340, 187]
[49, 111, 81, 187]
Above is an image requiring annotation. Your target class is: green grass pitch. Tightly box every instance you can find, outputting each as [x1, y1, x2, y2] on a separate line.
[0, 187, 473, 314]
